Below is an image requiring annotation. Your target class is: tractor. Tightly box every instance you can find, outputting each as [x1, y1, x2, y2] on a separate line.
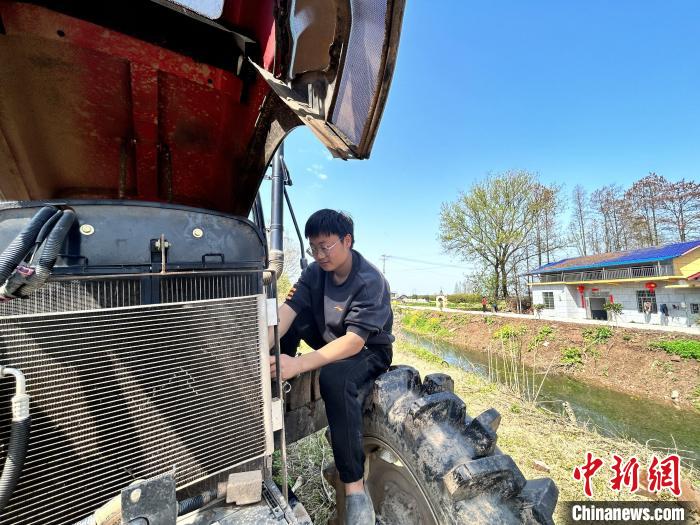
[0, 1, 557, 523]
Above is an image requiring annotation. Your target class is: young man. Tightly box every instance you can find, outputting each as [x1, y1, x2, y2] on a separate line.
[270, 209, 393, 524]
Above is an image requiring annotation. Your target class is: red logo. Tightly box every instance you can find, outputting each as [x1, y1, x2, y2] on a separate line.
[573, 453, 682, 498]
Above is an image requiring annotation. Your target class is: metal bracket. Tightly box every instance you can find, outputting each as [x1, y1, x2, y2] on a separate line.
[267, 298, 279, 326]
[121, 475, 177, 525]
[271, 398, 284, 431]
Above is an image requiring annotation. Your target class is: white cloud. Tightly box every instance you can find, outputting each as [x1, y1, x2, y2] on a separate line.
[306, 163, 328, 181]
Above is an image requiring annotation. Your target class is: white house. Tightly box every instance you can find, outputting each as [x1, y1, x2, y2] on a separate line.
[527, 240, 700, 328]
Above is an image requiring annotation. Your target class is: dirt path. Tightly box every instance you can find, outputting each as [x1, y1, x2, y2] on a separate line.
[398, 308, 700, 411]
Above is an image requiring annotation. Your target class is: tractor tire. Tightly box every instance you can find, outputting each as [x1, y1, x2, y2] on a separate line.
[325, 366, 558, 525]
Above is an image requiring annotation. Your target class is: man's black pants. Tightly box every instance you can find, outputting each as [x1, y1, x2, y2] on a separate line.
[280, 312, 392, 484]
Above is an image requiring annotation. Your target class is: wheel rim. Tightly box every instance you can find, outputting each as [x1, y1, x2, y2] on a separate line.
[363, 435, 439, 525]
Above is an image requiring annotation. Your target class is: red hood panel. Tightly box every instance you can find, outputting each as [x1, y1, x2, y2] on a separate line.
[0, 1, 274, 213]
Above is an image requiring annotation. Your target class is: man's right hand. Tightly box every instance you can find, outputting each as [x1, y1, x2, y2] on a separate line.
[269, 354, 302, 381]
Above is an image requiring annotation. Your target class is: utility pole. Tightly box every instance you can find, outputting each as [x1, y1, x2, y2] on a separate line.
[380, 254, 387, 274]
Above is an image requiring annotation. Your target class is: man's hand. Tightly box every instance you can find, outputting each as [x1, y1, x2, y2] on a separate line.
[269, 354, 302, 381]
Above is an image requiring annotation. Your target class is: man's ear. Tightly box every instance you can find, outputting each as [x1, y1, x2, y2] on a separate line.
[343, 234, 352, 248]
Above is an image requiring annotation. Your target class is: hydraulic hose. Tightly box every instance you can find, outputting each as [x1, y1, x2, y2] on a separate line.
[0, 366, 30, 514]
[0, 206, 58, 284]
[16, 210, 76, 297]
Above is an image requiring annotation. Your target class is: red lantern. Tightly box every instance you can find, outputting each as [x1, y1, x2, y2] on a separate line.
[577, 285, 585, 308]
[645, 282, 657, 291]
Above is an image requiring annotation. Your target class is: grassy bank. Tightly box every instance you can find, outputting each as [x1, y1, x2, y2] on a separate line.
[286, 338, 700, 524]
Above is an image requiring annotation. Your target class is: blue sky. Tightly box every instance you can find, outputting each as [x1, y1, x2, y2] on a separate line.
[267, 1, 700, 295]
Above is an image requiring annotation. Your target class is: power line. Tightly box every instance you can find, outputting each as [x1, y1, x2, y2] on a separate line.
[381, 254, 469, 270]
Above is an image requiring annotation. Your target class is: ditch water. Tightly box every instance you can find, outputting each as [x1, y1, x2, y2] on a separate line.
[401, 331, 700, 464]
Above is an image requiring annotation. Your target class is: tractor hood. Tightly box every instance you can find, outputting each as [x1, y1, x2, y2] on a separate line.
[0, 0, 404, 214]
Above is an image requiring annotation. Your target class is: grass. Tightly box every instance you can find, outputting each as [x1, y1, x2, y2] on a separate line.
[400, 310, 451, 337]
[649, 340, 700, 360]
[561, 347, 584, 366]
[529, 325, 555, 350]
[277, 431, 336, 524]
[492, 324, 527, 341]
[284, 337, 700, 524]
[582, 326, 614, 345]
[691, 385, 700, 412]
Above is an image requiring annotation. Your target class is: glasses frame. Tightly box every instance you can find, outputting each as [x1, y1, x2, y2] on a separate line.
[305, 239, 340, 259]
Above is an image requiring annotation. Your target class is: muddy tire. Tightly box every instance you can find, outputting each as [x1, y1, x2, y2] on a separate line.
[326, 366, 558, 524]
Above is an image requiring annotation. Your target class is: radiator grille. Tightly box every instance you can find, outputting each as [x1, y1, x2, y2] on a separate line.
[0, 296, 269, 525]
[160, 273, 260, 303]
[0, 272, 260, 316]
[0, 278, 142, 316]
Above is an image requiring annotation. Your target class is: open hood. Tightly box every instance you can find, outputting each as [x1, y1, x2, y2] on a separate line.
[0, 0, 405, 214]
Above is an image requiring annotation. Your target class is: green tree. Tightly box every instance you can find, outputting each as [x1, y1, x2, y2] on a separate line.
[439, 170, 545, 299]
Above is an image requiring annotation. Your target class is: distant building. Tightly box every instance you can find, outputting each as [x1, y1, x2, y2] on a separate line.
[527, 240, 700, 327]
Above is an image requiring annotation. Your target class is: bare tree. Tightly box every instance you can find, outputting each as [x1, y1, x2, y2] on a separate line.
[532, 182, 566, 266]
[569, 185, 589, 256]
[658, 179, 700, 242]
[590, 185, 628, 252]
[625, 172, 666, 246]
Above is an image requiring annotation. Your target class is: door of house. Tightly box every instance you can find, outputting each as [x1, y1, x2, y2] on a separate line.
[589, 297, 607, 320]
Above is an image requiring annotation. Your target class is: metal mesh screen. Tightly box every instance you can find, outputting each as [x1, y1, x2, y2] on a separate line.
[0, 272, 261, 316]
[0, 279, 142, 316]
[0, 296, 268, 525]
[331, 0, 388, 145]
[160, 273, 260, 303]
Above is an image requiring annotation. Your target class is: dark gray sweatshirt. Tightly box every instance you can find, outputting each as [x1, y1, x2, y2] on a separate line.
[285, 250, 394, 346]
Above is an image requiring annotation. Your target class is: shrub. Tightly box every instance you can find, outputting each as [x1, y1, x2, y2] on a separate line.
[649, 340, 700, 360]
[493, 324, 526, 341]
[529, 325, 555, 349]
[603, 302, 623, 317]
[582, 326, 613, 345]
[446, 293, 482, 304]
[484, 316, 495, 326]
[561, 347, 583, 366]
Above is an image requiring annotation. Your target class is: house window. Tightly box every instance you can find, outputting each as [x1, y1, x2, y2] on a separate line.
[691, 304, 699, 314]
[636, 290, 657, 313]
[542, 291, 554, 309]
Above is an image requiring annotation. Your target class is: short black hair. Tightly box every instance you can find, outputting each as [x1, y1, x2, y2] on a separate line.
[304, 209, 354, 247]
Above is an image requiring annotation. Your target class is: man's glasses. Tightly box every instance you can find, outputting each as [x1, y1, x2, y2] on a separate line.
[306, 240, 340, 258]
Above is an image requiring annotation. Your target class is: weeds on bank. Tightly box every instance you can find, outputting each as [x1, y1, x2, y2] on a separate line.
[492, 324, 527, 341]
[529, 325, 555, 349]
[400, 310, 450, 337]
[556, 327, 614, 368]
[582, 326, 613, 345]
[561, 347, 584, 366]
[275, 431, 336, 524]
[486, 325, 555, 404]
[690, 385, 700, 411]
[649, 340, 700, 360]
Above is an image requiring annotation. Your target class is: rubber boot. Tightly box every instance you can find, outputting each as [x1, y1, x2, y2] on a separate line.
[344, 484, 375, 525]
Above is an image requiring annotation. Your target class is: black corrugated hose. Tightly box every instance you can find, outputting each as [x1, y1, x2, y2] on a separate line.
[0, 206, 58, 284]
[14, 210, 76, 297]
[0, 417, 30, 513]
[0, 208, 75, 299]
